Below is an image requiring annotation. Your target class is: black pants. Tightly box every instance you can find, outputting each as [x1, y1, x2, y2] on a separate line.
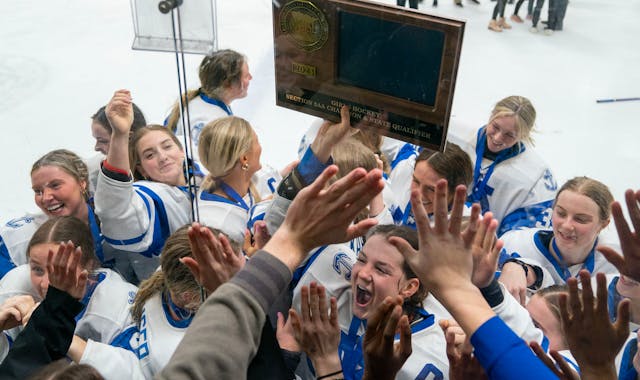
[397, 0, 419, 9]
[492, 0, 507, 19]
[514, 0, 533, 16]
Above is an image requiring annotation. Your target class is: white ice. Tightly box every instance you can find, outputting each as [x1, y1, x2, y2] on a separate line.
[1, 0, 638, 223]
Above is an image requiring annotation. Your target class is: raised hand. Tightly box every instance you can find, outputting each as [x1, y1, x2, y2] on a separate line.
[559, 271, 630, 379]
[182, 223, 246, 293]
[105, 89, 134, 136]
[289, 282, 341, 376]
[362, 296, 412, 380]
[469, 212, 504, 289]
[599, 189, 640, 282]
[0, 295, 36, 331]
[265, 165, 383, 270]
[311, 106, 358, 163]
[390, 180, 474, 292]
[47, 241, 89, 300]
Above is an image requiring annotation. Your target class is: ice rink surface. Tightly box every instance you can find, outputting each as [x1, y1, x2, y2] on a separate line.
[1, 0, 638, 221]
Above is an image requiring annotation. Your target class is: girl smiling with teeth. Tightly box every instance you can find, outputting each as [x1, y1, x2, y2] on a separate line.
[454, 95, 558, 236]
[498, 176, 620, 305]
[0, 149, 112, 278]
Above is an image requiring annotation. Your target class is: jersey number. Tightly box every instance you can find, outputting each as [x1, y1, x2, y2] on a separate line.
[415, 364, 443, 380]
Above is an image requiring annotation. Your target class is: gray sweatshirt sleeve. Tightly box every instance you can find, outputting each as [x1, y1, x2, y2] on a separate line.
[156, 250, 292, 380]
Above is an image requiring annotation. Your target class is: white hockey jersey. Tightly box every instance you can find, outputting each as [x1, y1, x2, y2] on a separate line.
[0, 213, 48, 278]
[452, 126, 558, 236]
[94, 171, 192, 258]
[169, 93, 231, 175]
[500, 228, 620, 290]
[80, 292, 188, 380]
[198, 168, 280, 246]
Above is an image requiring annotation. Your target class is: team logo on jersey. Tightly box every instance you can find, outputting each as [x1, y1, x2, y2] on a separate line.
[333, 252, 352, 281]
[191, 122, 205, 145]
[128, 291, 136, 305]
[6, 216, 34, 229]
[543, 169, 558, 191]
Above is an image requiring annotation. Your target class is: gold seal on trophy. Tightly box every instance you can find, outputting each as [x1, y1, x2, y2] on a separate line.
[279, 0, 329, 52]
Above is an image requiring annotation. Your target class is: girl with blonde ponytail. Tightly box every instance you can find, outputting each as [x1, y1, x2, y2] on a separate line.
[197, 116, 281, 245]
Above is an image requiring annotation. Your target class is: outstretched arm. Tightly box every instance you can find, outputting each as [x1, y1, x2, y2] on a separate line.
[389, 180, 556, 379]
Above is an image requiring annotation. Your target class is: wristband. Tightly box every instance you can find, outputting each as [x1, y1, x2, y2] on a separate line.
[480, 278, 504, 307]
[317, 369, 343, 380]
[277, 167, 305, 200]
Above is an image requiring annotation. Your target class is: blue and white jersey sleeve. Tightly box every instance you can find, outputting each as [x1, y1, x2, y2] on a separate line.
[95, 172, 192, 257]
[0, 213, 46, 278]
[297, 118, 323, 159]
